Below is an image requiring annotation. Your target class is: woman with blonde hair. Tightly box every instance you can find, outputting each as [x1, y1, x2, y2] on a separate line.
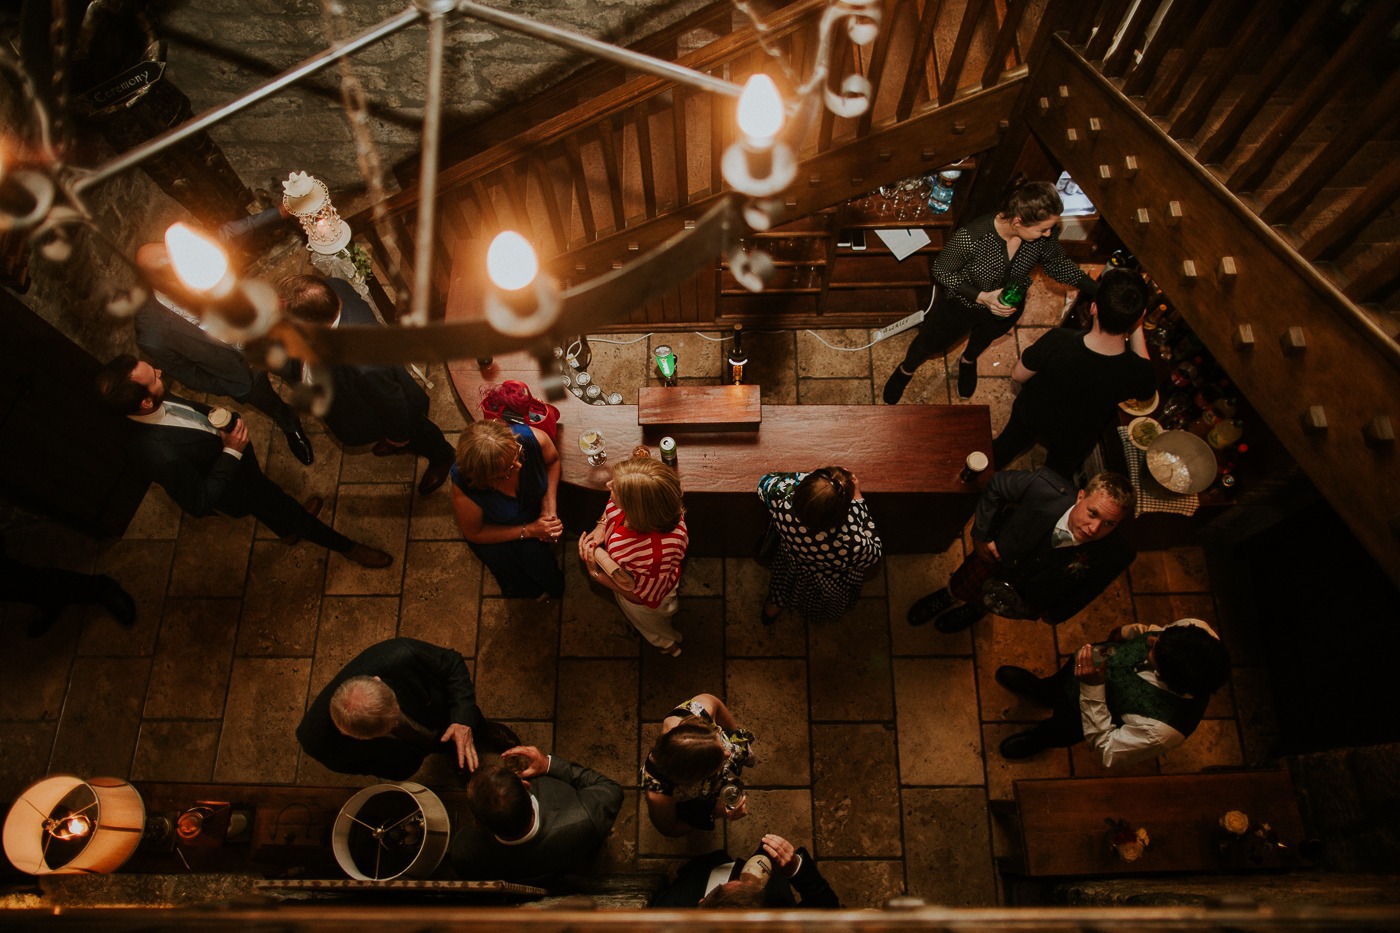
[451, 419, 564, 599]
[578, 455, 688, 656]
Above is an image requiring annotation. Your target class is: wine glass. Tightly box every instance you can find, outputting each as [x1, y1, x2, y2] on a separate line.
[578, 429, 607, 466]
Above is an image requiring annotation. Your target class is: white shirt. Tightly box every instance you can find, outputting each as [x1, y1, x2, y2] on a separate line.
[1052, 506, 1077, 547]
[129, 402, 243, 460]
[1078, 618, 1218, 768]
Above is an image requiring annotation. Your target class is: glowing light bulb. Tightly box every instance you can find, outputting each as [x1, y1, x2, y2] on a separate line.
[164, 223, 229, 292]
[487, 231, 538, 291]
[737, 74, 784, 145]
[45, 813, 92, 841]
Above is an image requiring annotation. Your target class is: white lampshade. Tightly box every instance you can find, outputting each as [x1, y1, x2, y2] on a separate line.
[3, 775, 145, 875]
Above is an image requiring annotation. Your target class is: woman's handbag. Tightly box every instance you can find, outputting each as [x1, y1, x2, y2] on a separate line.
[479, 380, 560, 441]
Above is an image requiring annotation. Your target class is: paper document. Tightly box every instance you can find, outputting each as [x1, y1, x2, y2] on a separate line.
[874, 227, 931, 261]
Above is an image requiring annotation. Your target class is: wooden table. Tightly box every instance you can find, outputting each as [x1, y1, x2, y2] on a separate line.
[1006, 771, 1306, 877]
[448, 353, 993, 555]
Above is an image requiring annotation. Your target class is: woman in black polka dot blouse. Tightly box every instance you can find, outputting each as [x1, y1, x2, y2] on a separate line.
[758, 468, 883, 624]
[883, 180, 1096, 403]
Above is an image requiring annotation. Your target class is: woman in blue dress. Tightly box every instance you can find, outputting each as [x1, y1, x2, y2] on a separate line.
[450, 419, 565, 599]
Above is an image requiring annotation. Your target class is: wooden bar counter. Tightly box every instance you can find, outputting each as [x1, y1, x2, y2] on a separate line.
[448, 352, 991, 556]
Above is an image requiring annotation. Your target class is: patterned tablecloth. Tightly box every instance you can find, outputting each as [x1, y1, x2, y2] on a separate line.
[1117, 426, 1199, 517]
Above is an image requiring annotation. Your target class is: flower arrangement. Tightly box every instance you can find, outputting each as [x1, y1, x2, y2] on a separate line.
[1215, 809, 1286, 863]
[1105, 817, 1151, 862]
[346, 243, 374, 282]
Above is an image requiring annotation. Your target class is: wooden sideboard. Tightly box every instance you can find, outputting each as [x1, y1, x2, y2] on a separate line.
[1004, 771, 1307, 877]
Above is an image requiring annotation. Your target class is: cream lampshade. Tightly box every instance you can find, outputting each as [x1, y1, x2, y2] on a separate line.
[2, 775, 146, 875]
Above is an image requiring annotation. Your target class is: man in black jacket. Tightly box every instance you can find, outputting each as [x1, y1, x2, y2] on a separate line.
[95, 355, 389, 568]
[908, 469, 1135, 633]
[450, 745, 623, 885]
[133, 208, 314, 465]
[650, 833, 840, 908]
[297, 637, 514, 779]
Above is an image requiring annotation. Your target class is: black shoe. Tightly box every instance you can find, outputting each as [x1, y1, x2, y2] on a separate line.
[418, 461, 451, 496]
[283, 425, 315, 465]
[882, 366, 913, 405]
[933, 602, 985, 633]
[956, 356, 978, 399]
[907, 588, 953, 626]
[995, 665, 1055, 706]
[95, 576, 137, 628]
[999, 729, 1050, 761]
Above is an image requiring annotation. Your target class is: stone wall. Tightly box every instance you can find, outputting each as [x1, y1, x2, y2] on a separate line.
[160, 0, 717, 196]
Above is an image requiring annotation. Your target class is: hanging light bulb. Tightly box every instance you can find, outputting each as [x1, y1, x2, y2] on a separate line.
[484, 231, 560, 338]
[737, 74, 784, 146]
[722, 74, 796, 199]
[164, 223, 229, 292]
[486, 231, 539, 291]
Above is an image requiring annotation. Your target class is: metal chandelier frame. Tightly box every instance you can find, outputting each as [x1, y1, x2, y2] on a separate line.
[1, 0, 881, 369]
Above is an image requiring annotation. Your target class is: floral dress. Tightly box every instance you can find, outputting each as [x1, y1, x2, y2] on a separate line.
[758, 471, 883, 622]
[640, 697, 756, 830]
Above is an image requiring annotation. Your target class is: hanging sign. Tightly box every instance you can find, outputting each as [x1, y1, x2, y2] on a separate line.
[75, 61, 165, 116]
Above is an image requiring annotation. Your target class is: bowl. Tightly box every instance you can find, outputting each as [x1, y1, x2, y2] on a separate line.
[1119, 391, 1159, 417]
[1127, 416, 1162, 451]
[1145, 430, 1217, 494]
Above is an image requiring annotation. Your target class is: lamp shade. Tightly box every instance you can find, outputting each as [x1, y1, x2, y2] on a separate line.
[331, 781, 449, 881]
[3, 775, 145, 875]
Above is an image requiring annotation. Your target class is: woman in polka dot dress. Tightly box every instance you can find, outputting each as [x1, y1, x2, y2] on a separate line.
[758, 468, 882, 624]
[882, 179, 1096, 403]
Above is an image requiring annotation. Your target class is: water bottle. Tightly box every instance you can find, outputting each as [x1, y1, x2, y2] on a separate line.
[927, 170, 960, 214]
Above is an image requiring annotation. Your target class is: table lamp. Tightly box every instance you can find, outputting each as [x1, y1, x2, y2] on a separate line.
[3, 775, 145, 875]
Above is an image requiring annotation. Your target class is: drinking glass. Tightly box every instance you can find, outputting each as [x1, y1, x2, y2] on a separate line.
[578, 429, 607, 466]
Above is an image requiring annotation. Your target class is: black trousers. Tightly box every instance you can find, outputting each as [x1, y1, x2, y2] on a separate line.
[402, 415, 456, 468]
[899, 290, 1025, 371]
[1022, 659, 1088, 748]
[991, 405, 1087, 479]
[224, 461, 355, 553]
[0, 555, 112, 609]
[243, 370, 303, 436]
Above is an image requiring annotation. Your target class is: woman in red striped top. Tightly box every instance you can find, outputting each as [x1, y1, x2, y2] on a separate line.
[578, 455, 689, 657]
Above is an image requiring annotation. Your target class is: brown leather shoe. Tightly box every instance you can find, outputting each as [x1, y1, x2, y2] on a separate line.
[281, 496, 326, 546]
[344, 543, 393, 568]
[418, 461, 451, 496]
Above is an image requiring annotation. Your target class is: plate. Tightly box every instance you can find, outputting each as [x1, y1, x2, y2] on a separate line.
[1127, 416, 1162, 451]
[1119, 391, 1159, 417]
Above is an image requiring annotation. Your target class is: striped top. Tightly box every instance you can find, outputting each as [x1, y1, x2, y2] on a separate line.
[602, 499, 688, 608]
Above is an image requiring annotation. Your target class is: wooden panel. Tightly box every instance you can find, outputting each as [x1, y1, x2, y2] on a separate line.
[1014, 772, 1304, 877]
[1143, 0, 1234, 117]
[1028, 35, 1400, 589]
[637, 385, 762, 426]
[1168, 2, 1274, 141]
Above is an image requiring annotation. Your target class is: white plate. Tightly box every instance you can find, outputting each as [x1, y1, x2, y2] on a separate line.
[1127, 416, 1162, 451]
[1119, 391, 1159, 417]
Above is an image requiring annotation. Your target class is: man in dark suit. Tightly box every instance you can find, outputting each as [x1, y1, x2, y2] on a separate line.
[650, 833, 840, 908]
[908, 470, 1135, 633]
[450, 745, 623, 885]
[277, 274, 455, 495]
[134, 209, 314, 465]
[297, 637, 515, 780]
[95, 354, 390, 568]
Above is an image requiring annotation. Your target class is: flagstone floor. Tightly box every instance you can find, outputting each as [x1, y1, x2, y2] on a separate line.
[0, 273, 1277, 907]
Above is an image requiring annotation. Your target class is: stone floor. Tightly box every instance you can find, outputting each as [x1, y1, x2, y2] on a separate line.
[0, 272, 1278, 908]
